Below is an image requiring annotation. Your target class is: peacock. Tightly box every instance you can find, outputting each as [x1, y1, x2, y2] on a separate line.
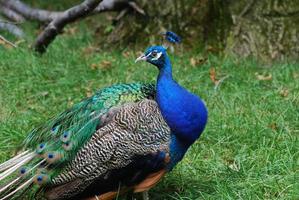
[0, 32, 208, 200]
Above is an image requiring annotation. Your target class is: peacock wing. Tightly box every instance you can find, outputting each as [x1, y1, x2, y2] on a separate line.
[23, 83, 155, 149]
[44, 99, 171, 200]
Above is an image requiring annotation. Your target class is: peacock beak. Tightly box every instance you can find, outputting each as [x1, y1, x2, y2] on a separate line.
[135, 54, 147, 63]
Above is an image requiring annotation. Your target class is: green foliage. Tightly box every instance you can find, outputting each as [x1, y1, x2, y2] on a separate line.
[0, 23, 298, 199]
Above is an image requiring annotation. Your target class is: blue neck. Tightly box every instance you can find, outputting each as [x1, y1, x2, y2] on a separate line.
[158, 56, 173, 80]
[156, 55, 208, 146]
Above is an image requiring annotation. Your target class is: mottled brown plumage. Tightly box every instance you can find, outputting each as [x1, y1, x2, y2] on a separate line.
[45, 100, 171, 199]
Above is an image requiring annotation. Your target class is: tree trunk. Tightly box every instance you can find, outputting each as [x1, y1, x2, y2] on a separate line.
[98, 0, 233, 53]
[101, 0, 299, 61]
[226, 0, 299, 62]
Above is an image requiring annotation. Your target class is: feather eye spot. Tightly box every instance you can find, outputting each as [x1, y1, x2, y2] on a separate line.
[60, 131, 72, 143]
[19, 167, 27, 176]
[36, 143, 46, 154]
[34, 174, 49, 185]
[48, 153, 54, 159]
[63, 131, 69, 138]
[37, 175, 43, 182]
[62, 141, 73, 151]
[45, 152, 63, 164]
[51, 126, 59, 134]
[20, 168, 26, 174]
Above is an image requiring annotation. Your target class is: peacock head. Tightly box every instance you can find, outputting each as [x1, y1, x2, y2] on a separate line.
[135, 46, 168, 68]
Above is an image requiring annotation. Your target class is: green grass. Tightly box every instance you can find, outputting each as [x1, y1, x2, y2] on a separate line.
[0, 22, 299, 200]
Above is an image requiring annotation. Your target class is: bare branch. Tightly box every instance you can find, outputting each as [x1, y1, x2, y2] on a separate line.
[0, 19, 20, 24]
[2, 0, 144, 23]
[0, 34, 17, 47]
[34, 0, 103, 53]
[1, 0, 145, 52]
[127, 1, 145, 15]
[114, 8, 129, 22]
[94, 0, 145, 15]
[94, 0, 128, 12]
[3, 0, 62, 22]
[0, 4, 25, 22]
[0, 17, 24, 37]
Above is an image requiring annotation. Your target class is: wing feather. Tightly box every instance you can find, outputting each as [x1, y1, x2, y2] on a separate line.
[45, 100, 171, 199]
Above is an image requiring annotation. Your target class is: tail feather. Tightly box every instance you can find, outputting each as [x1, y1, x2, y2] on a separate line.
[0, 150, 30, 172]
[0, 177, 21, 194]
[0, 158, 46, 200]
[0, 177, 34, 200]
[0, 111, 101, 199]
[0, 113, 101, 199]
[0, 152, 35, 181]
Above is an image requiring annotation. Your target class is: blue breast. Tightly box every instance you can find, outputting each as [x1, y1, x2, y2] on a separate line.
[167, 134, 189, 170]
[156, 55, 208, 169]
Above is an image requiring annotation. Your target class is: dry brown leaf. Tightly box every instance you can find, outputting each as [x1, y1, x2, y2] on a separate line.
[190, 57, 197, 67]
[86, 91, 93, 97]
[209, 67, 219, 85]
[64, 27, 78, 35]
[279, 88, 289, 97]
[90, 63, 98, 70]
[82, 46, 100, 55]
[122, 51, 131, 58]
[190, 56, 206, 67]
[0, 40, 11, 48]
[206, 45, 220, 53]
[100, 60, 112, 70]
[0, 39, 13, 49]
[90, 60, 112, 70]
[67, 97, 74, 107]
[268, 123, 278, 131]
[85, 85, 93, 97]
[135, 51, 143, 57]
[255, 73, 272, 81]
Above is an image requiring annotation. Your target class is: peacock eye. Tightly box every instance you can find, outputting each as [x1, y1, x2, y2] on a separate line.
[151, 51, 157, 57]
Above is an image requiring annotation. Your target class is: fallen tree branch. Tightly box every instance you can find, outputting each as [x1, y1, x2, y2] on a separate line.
[0, 17, 24, 37]
[1, 0, 144, 52]
[0, 4, 25, 22]
[34, 0, 103, 53]
[0, 19, 21, 24]
[3, 0, 144, 23]
[95, 0, 129, 12]
[94, 0, 145, 15]
[127, 1, 145, 15]
[114, 8, 129, 23]
[0, 34, 17, 47]
[3, 0, 62, 22]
